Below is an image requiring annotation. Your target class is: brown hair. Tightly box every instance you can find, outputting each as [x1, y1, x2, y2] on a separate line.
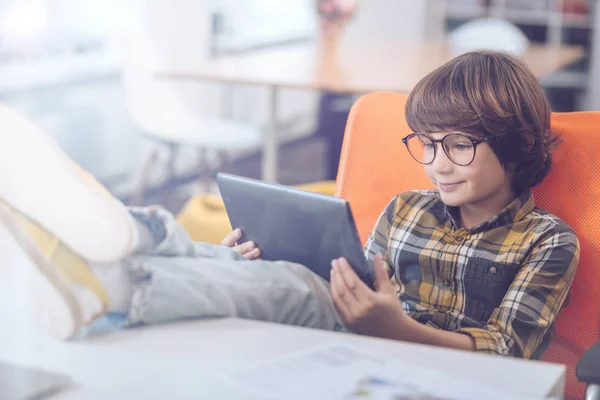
[405, 50, 561, 194]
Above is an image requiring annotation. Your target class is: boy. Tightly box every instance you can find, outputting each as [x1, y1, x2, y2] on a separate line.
[0, 51, 578, 360]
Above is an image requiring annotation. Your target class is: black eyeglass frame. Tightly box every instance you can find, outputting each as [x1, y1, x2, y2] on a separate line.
[401, 132, 498, 166]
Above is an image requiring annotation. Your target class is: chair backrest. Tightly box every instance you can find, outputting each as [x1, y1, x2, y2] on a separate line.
[116, 7, 225, 138]
[335, 92, 435, 245]
[118, 30, 195, 134]
[336, 92, 600, 400]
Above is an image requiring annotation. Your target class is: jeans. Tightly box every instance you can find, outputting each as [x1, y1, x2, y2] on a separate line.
[107, 207, 346, 332]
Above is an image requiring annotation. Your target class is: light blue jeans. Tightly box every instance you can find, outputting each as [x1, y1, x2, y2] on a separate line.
[104, 207, 345, 332]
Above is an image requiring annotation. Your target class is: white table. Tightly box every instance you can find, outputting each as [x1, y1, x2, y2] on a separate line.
[0, 316, 565, 399]
[0, 223, 565, 399]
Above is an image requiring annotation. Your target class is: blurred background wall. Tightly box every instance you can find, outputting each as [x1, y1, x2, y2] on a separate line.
[0, 0, 595, 211]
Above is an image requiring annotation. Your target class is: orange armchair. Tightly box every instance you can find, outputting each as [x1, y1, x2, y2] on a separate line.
[335, 92, 600, 400]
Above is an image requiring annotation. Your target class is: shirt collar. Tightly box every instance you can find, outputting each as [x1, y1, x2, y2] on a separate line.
[444, 190, 534, 233]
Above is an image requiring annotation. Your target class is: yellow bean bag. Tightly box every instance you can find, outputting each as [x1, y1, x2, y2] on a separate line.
[176, 180, 337, 244]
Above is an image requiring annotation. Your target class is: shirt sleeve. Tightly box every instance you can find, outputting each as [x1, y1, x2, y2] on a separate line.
[363, 196, 398, 278]
[458, 226, 580, 358]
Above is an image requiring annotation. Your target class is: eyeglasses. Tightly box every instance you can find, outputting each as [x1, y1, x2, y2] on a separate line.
[402, 133, 498, 166]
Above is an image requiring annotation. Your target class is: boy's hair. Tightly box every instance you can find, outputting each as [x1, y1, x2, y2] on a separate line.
[405, 50, 561, 194]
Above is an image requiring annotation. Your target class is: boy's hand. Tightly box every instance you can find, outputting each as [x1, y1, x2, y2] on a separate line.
[330, 254, 407, 338]
[221, 229, 261, 260]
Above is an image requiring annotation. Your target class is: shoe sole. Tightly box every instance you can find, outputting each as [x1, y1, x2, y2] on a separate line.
[0, 203, 82, 340]
[0, 106, 134, 263]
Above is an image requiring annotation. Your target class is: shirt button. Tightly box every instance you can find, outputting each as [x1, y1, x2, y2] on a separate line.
[443, 279, 452, 287]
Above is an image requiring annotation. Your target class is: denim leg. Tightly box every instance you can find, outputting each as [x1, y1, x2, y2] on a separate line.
[128, 206, 245, 261]
[115, 207, 345, 332]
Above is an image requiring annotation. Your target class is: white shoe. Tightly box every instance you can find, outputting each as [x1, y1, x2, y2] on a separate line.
[0, 202, 109, 340]
[0, 104, 136, 263]
[0, 104, 137, 340]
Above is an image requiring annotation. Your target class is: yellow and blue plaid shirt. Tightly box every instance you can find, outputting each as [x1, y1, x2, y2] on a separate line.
[364, 190, 579, 359]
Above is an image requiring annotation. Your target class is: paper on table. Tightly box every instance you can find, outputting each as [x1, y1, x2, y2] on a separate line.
[223, 341, 551, 400]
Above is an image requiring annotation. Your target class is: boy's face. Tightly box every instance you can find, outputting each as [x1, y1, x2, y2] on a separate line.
[423, 132, 513, 210]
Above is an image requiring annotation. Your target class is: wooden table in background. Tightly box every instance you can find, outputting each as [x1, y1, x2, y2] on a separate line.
[160, 39, 584, 182]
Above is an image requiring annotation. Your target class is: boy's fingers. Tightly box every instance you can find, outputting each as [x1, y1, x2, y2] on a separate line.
[334, 258, 366, 306]
[221, 229, 242, 247]
[337, 257, 372, 300]
[330, 265, 351, 319]
[244, 247, 261, 260]
[331, 260, 348, 299]
[373, 254, 394, 294]
[373, 254, 388, 284]
[235, 241, 256, 254]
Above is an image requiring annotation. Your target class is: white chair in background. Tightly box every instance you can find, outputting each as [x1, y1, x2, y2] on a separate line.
[119, 32, 264, 205]
[448, 18, 530, 57]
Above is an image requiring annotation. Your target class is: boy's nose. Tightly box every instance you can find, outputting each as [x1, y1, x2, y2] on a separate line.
[431, 146, 454, 174]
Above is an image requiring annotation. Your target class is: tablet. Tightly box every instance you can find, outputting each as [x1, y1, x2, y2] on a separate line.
[216, 173, 374, 289]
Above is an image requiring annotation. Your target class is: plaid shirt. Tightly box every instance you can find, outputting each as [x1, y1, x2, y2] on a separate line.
[363, 190, 579, 359]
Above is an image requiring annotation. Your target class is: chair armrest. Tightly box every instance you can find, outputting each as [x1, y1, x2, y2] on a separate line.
[577, 340, 600, 385]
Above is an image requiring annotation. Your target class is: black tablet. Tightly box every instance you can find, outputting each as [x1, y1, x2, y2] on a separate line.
[216, 173, 374, 289]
